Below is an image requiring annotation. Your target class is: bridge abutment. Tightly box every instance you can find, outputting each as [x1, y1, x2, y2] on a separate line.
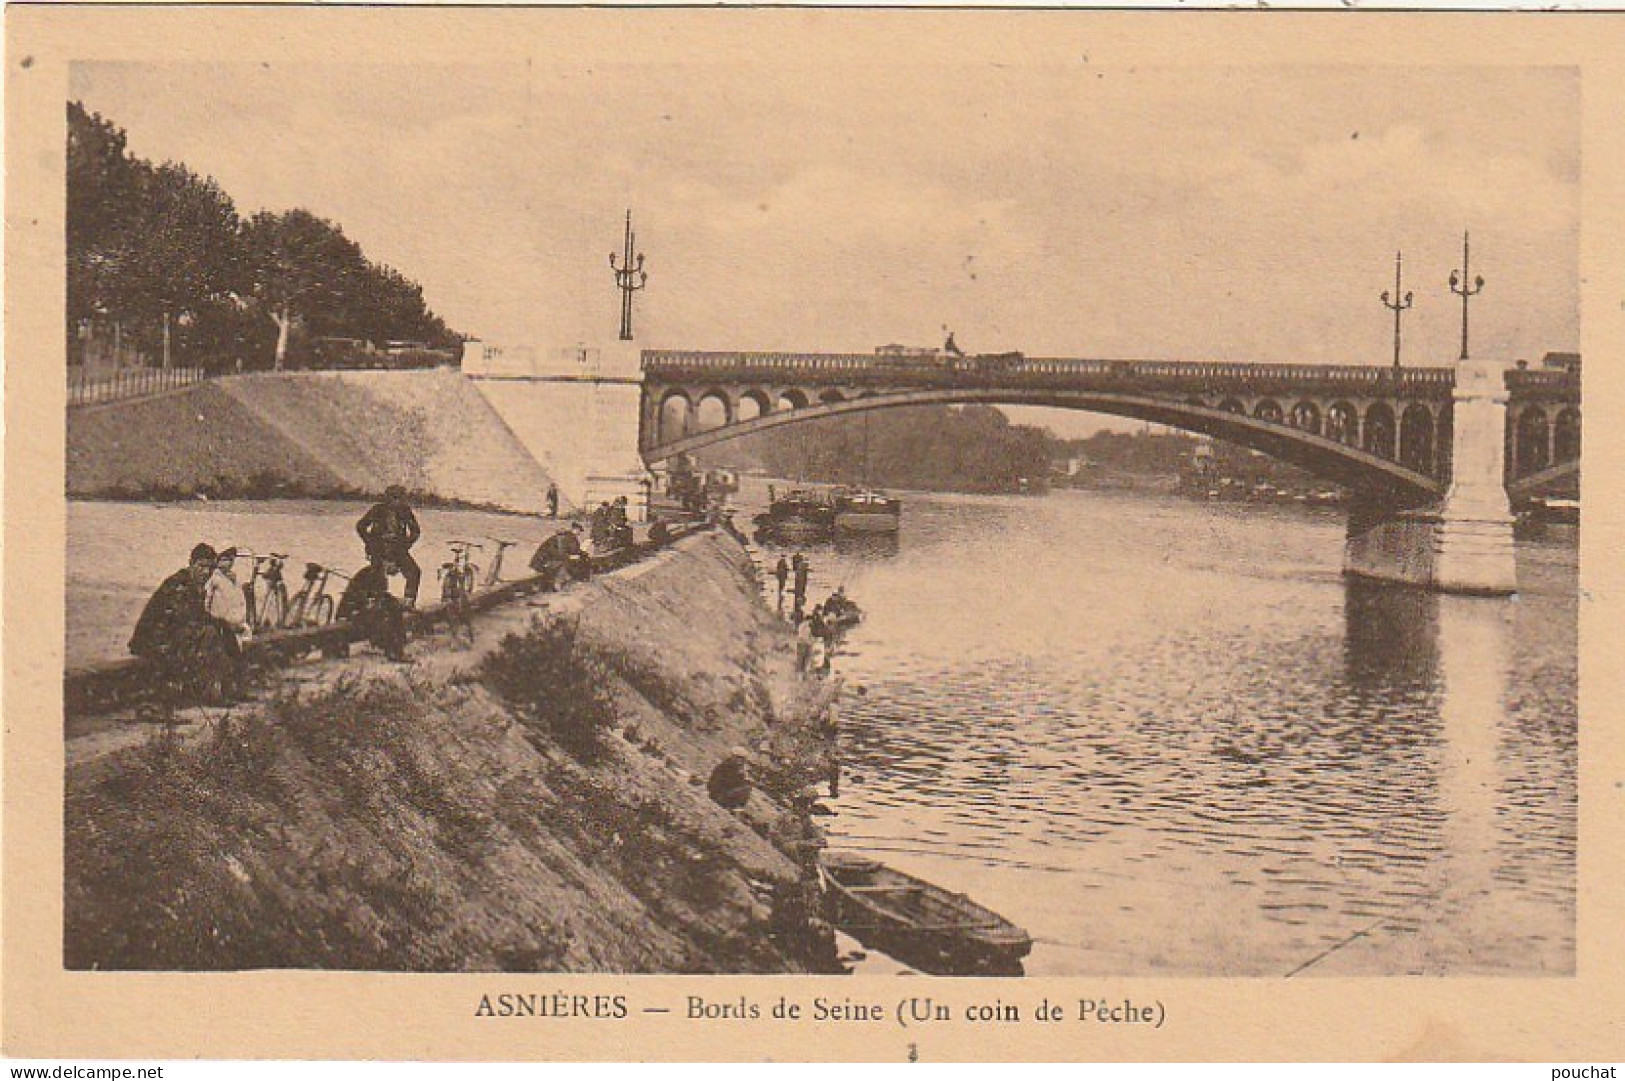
[463, 341, 652, 519]
[1344, 356, 1517, 596]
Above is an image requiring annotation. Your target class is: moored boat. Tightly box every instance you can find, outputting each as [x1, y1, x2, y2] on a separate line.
[817, 851, 1032, 975]
[753, 488, 836, 539]
[832, 487, 902, 534]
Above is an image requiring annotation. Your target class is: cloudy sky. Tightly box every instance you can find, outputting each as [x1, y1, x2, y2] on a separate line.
[73, 60, 1577, 394]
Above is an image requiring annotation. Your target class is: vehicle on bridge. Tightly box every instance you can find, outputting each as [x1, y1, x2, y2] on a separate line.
[872, 343, 1026, 376]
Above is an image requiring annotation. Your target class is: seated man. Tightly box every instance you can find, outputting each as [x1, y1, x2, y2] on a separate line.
[337, 556, 408, 662]
[529, 523, 589, 589]
[129, 542, 244, 703]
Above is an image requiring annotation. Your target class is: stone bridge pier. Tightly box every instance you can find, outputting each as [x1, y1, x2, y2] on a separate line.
[1344, 356, 1517, 595]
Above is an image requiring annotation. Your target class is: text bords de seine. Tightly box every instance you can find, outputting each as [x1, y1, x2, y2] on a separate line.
[475, 993, 1165, 1027]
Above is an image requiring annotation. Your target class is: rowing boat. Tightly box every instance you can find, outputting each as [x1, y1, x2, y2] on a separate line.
[817, 851, 1031, 975]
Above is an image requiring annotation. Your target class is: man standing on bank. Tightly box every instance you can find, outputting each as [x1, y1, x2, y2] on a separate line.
[774, 555, 790, 604]
[546, 483, 559, 519]
[357, 484, 422, 609]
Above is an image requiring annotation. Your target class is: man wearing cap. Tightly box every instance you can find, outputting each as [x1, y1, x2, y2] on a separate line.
[357, 484, 422, 608]
[130, 542, 243, 701]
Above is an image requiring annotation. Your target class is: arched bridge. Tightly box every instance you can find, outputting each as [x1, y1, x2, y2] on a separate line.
[640, 351, 1579, 501]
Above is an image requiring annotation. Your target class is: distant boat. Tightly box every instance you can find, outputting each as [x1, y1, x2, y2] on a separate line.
[818, 851, 1032, 975]
[754, 488, 836, 539]
[832, 487, 901, 534]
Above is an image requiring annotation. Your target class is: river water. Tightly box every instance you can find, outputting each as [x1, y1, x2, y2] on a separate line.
[68, 490, 1577, 977]
[742, 482, 1577, 977]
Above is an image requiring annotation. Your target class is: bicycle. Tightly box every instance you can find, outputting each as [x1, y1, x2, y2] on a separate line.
[239, 551, 290, 632]
[439, 540, 481, 644]
[284, 561, 349, 629]
[483, 537, 520, 588]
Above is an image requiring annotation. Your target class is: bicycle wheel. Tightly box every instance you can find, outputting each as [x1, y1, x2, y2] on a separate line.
[259, 585, 287, 631]
[313, 596, 336, 626]
[460, 565, 479, 597]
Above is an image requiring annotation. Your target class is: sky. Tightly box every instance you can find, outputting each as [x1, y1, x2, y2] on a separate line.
[72, 61, 1578, 436]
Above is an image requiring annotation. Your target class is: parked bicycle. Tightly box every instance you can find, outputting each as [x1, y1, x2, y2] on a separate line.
[483, 537, 520, 588]
[284, 561, 349, 629]
[237, 551, 290, 632]
[439, 540, 481, 644]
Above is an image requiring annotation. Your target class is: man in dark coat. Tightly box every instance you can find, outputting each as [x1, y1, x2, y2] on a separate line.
[546, 483, 559, 518]
[529, 523, 588, 589]
[337, 555, 408, 662]
[356, 485, 422, 608]
[774, 556, 790, 600]
[129, 542, 243, 702]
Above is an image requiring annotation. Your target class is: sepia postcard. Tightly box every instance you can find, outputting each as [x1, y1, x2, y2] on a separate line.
[4, 4, 1624, 1064]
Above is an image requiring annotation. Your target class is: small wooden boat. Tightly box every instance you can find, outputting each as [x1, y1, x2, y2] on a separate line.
[817, 851, 1031, 975]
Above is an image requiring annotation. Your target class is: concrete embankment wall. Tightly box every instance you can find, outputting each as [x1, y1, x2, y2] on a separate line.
[64, 532, 838, 973]
[68, 370, 560, 514]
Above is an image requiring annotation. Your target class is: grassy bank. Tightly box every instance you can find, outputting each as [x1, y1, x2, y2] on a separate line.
[68, 371, 560, 514]
[65, 534, 840, 972]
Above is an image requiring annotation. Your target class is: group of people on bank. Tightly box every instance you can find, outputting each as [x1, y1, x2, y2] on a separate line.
[770, 553, 862, 672]
[125, 484, 656, 706]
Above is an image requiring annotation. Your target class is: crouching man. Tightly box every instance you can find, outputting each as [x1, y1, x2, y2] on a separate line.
[337, 555, 408, 662]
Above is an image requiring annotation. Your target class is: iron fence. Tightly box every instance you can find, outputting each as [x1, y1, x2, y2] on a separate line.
[67, 366, 209, 408]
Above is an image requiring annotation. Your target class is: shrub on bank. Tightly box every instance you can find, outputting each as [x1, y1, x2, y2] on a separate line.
[477, 621, 617, 760]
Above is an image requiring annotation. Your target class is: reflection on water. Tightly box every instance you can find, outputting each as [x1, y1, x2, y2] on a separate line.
[743, 483, 1576, 976]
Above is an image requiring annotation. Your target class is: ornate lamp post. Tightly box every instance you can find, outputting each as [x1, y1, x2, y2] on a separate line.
[609, 209, 648, 342]
[1380, 250, 1413, 371]
[1449, 231, 1485, 361]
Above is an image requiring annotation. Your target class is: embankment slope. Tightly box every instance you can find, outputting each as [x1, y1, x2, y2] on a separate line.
[65, 533, 838, 973]
[68, 370, 560, 514]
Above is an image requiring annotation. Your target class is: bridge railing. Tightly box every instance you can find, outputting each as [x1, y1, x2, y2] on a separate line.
[642, 350, 1459, 393]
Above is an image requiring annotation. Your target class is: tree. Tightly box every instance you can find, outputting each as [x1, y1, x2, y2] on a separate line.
[241, 209, 367, 369]
[122, 161, 244, 366]
[67, 102, 142, 336]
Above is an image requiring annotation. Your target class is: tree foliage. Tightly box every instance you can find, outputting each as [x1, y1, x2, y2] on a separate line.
[67, 101, 461, 371]
[725, 404, 1055, 494]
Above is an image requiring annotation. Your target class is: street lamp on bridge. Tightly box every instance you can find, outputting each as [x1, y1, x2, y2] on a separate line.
[609, 209, 648, 342]
[1380, 250, 1413, 370]
[1449, 231, 1485, 361]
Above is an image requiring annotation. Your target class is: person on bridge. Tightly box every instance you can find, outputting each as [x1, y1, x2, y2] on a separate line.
[357, 485, 422, 609]
[337, 554, 408, 662]
[943, 330, 964, 357]
[129, 542, 244, 703]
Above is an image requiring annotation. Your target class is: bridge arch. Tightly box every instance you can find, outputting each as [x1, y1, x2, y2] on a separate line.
[1218, 397, 1246, 415]
[1363, 403, 1396, 459]
[1326, 401, 1360, 446]
[1289, 401, 1321, 435]
[694, 390, 732, 431]
[737, 390, 771, 423]
[642, 386, 1444, 501]
[818, 389, 846, 406]
[1253, 399, 1284, 425]
[1515, 406, 1551, 475]
[657, 390, 693, 444]
[1554, 407, 1581, 463]
[1398, 404, 1436, 475]
[778, 389, 810, 412]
